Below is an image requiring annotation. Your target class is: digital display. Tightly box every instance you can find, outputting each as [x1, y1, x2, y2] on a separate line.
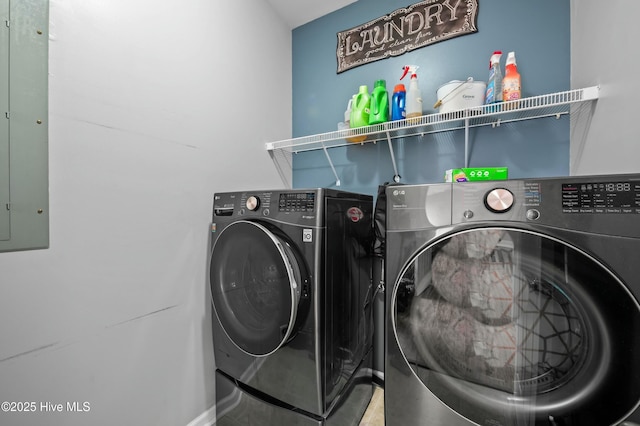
[605, 182, 632, 192]
[562, 180, 640, 214]
[279, 192, 315, 212]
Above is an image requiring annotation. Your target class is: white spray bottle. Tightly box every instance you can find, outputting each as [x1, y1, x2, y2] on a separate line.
[400, 65, 423, 118]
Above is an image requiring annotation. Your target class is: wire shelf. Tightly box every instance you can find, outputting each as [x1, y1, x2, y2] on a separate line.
[266, 86, 599, 186]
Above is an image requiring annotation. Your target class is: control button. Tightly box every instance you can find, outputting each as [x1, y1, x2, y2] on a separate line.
[526, 209, 540, 221]
[485, 188, 514, 213]
[246, 196, 260, 211]
[263, 209, 270, 216]
[463, 210, 474, 219]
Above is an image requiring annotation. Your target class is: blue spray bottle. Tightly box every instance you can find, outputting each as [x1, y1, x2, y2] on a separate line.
[485, 51, 503, 104]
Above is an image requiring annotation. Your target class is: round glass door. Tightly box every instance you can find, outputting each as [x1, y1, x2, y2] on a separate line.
[210, 220, 306, 357]
[392, 227, 640, 425]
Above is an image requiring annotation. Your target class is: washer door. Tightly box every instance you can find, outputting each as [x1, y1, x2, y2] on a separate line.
[210, 220, 307, 357]
[392, 227, 640, 425]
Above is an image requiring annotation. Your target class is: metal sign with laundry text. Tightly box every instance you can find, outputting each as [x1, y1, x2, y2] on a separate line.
[336, 0, 479, 73]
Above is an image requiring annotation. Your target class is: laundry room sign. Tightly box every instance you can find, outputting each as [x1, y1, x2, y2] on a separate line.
[336, 0, 479, 73]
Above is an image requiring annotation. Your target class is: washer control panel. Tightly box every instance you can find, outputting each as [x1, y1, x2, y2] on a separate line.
[390, 175, 640, 236]
[278, 192, 316, 213]
[561, 180, 640, 214]
[449, 175, 640, 238]
[212, 191, 318, 218]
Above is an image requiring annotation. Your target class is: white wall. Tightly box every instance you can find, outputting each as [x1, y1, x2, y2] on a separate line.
[571, 0, 640, 175]
[0, 1, 291, 425]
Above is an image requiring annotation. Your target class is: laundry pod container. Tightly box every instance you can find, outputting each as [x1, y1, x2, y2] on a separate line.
[436, 79, 486, 113]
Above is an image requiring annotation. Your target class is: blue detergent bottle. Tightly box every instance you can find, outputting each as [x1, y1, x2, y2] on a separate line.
[391, 84, 406, 120]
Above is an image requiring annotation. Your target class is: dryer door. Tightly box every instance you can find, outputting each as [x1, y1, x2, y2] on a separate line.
[210, 220, 307, 357]
[392, 227, 640, 425]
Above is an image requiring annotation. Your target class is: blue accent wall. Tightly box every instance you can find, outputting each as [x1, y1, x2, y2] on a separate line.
[292, 0, 570, 196]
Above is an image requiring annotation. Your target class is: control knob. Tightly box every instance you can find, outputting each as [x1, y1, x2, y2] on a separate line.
[485, 188, 514, 213]
[246, 196, 261, 211]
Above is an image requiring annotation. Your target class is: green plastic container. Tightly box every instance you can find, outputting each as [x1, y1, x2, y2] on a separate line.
[350, 85, 371, 128]
[445, 167, 509, 182]
[369, 80, 389, 125]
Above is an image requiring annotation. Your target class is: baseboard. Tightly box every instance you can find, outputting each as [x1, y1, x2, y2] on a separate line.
[185, 405, 216, 426]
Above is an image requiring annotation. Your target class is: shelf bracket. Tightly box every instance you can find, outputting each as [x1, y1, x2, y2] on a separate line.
[464, 116, 470, 168]
[321, 142, 340, 186]
[386, 131, 401, 183]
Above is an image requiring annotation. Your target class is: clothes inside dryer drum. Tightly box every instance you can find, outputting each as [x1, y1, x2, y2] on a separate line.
[392, 227, 640, 425]
[210, 220, 306, 357]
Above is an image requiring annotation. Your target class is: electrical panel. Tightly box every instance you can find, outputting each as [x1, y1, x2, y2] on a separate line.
[0, 0, 49, 252]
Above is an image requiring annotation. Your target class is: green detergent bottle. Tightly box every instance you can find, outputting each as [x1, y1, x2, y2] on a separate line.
[369, 80, 389, 125]
[350, 85, 371, 128]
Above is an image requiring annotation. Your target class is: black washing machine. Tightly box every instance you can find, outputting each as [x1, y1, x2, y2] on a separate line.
[384, 174, 640, 426]
[209, 189, 374, 426]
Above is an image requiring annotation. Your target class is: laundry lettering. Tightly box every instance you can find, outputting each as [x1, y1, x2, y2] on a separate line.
[337, 0, 478, 73]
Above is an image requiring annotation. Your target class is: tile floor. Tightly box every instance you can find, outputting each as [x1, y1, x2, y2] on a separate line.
[359, 386, 384, 426]
[356, 388, 640, 426]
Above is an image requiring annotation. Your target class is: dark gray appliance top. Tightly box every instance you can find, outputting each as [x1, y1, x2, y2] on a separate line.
[386, 173, 640, 238]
